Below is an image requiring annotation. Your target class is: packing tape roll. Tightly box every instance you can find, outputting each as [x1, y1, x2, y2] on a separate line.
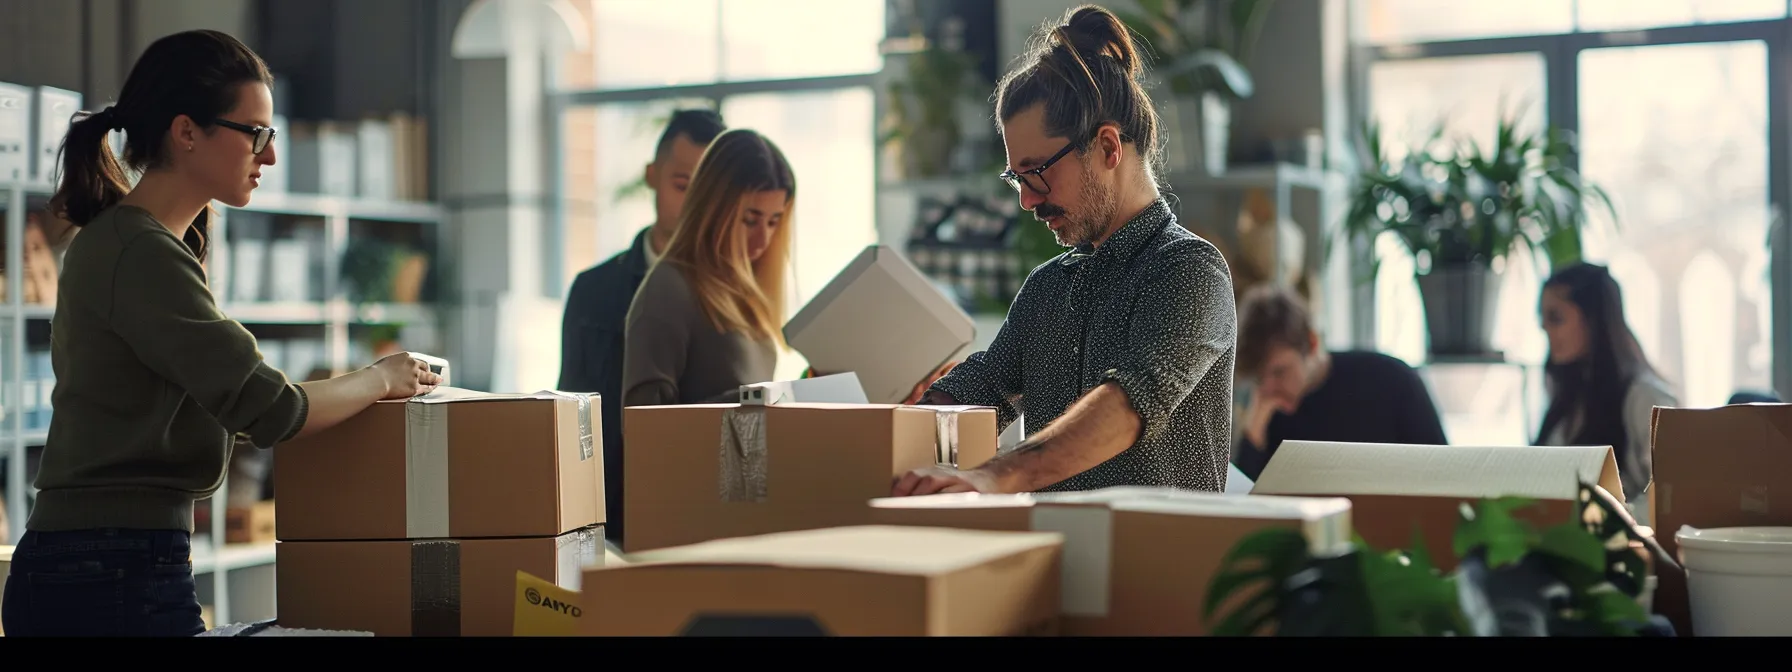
[718, 407, 769, 503]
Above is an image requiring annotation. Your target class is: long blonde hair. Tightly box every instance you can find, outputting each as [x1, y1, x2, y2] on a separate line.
[661, 128, 796, 344]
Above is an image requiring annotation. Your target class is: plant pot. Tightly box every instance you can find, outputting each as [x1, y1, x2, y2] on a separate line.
[1416, 264, 1504, 358]
[897, 124, 956, 181]
[1165, 92, 1231, 176]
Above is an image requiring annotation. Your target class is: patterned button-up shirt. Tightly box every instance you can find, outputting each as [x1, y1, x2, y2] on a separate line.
[929, 199, 1238, 493]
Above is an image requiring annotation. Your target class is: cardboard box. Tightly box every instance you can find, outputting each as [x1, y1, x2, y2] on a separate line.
[1251, 441, 1623, 570]
[784, 245, 976, 403]
[277, 525, 603, 637]
[226, 501, 278, 545]
[582, 525, 1061, 636]
[622, 402, 996, 553]
[276, 388, 604, 541]
[869, 487, 1354, 635]
[1650, 404, 1792, 636]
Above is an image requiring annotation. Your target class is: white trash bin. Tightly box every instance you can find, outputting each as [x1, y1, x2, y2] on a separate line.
[1675, 526, 1792, 636]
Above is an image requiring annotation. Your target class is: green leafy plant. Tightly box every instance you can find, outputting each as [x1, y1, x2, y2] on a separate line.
[1114, 0, 1277, 100]
[881, 46, 989, 180]
[1205, 480, 1669, 637]
[1341, 101, 1617, 284]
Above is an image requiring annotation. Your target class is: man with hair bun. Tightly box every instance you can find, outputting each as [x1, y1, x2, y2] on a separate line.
[893, 4, 1240, 497]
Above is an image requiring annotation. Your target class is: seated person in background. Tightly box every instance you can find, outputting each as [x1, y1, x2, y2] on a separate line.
[1533, 263, 1674, 523]
[622, 128, 796, 407]
[1232, 285, 1448, 481]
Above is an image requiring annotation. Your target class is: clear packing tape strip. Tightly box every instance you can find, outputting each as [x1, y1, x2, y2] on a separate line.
[933, 405, 987, 467]
[718, 407, 769, 503]
[717, 405, 977, 504]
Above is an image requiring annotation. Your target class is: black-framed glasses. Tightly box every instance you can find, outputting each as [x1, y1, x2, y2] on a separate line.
[210, 118, 277, 155]
[999, 140, 1078, 196]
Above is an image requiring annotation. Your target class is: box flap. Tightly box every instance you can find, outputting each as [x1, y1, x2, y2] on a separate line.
[1253, 441, 1623, 503]
[615, 525, 1061, 576]
[868, 493, 1037, 509]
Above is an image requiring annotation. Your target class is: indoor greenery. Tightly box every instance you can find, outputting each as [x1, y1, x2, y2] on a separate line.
[1114, 0, 1276, 100]
[1204, 481, 1674, 637]
[1342, 103, 1617, 283]
[880, 45, 989, 180]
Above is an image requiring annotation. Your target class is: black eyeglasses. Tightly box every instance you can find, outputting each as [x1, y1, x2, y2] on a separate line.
[999, 141, 1078, 196]
[210, 118, 277, 155]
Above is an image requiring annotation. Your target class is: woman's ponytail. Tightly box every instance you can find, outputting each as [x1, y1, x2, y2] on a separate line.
[48, 106, 132, 228]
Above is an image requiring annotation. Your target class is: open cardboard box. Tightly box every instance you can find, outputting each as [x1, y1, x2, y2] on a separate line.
[1251, 441, 1624, 570]
[581, 525, 1062, 636]
[868, 487, 1353, 636]
[1650, 404, 1792, 636]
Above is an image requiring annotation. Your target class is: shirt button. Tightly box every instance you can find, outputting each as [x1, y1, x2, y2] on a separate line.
[1105, 369, 1118, 376]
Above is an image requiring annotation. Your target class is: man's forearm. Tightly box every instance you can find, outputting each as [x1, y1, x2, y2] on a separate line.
[975, 382, 1141, 493]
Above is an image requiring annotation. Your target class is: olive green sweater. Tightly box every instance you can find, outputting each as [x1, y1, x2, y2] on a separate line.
[28, 205, 309, 533]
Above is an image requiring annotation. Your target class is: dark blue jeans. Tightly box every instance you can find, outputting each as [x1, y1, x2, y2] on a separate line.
[1, 528, 205, 637]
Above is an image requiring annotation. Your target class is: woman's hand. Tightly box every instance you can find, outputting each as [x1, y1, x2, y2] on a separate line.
[371, 353, 444, 400]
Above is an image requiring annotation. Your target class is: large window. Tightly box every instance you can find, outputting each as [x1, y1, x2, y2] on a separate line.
[1355, 2, 1791, 443]
[1360, 0, 1790, 45]
[553, 0, 885, 380]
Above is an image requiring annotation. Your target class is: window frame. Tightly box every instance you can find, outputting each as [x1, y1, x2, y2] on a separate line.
[1348, 9, 1792, 400]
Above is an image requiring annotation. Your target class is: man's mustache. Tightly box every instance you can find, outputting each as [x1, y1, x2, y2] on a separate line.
[1034, 203, 1066, 220]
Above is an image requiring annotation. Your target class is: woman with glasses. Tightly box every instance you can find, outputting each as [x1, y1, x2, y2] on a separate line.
[2, 30, 441, 637]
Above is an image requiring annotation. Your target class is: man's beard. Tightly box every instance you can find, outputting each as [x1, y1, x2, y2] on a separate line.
[1040, 174, 1118, 248]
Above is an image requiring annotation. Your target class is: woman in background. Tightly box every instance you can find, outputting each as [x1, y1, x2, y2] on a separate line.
[1534, 262, 1676, 525]
[2, 30, 440, 638]
[621, 128, 795, 407]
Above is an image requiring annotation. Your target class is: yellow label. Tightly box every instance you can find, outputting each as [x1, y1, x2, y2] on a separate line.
[513, 570, 584, 637]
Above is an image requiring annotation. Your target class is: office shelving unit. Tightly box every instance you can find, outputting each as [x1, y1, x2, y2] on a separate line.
[1, 178, 445, 625]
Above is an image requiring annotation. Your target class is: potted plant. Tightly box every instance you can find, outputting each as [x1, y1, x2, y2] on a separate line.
[1342, 104, 1616, 359]
[880, 43, 988, 181]
[1204, 481, 1677, 636]
[1115, 0, 1277, 176]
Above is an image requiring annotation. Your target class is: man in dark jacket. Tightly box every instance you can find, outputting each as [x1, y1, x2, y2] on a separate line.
[558, 109, 725, 545]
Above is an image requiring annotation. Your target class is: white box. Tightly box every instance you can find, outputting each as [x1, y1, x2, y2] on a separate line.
[33, 86, 81, 184]
[0, 82, 32, 183]
[783, 245, 976, 404]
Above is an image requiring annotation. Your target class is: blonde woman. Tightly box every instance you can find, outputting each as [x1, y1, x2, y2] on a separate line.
[622, 128, 795, 408]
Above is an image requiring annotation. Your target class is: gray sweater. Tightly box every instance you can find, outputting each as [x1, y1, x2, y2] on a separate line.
[622, 262, 779, 407]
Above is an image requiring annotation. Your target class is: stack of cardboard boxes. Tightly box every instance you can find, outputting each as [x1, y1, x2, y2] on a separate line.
[271, 388, 605, 636]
